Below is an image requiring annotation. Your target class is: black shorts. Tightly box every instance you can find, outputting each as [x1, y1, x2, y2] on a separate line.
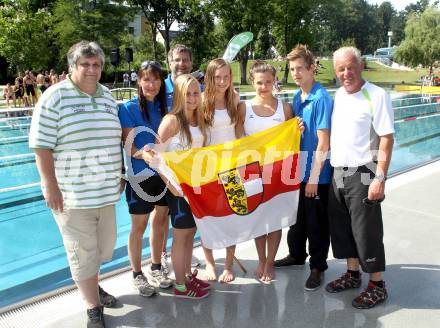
[25, 84, 35, 96]
[328, 164, 385, 273]
[15, 89, 23, 98]
[166, 192, 196, 229]
[125, 175, 168, 214]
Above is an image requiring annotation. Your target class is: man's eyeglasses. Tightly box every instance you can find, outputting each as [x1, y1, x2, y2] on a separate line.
[140, 61, 162, 70]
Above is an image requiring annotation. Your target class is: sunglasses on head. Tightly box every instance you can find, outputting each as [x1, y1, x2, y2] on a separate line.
[140, 60, 162, 70]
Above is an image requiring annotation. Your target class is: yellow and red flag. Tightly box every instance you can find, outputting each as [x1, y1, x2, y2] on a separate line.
[161, 118, 301, 249]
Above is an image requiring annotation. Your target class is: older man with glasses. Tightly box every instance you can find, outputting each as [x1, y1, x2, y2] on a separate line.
[29, 41, 123, 328]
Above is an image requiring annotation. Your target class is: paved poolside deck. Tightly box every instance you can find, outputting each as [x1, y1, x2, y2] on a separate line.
[1, 161, 439, 328]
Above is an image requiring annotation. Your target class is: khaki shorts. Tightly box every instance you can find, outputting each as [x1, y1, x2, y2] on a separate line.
[53, 205, 116, 281]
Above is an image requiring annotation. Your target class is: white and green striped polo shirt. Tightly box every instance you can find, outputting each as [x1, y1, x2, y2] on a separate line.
[29, 75, 122, 209]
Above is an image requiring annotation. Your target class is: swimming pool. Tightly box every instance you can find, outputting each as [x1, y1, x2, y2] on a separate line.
[1, 93, 439, 309]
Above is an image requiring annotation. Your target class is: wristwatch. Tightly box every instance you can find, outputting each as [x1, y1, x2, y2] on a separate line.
[374, 173, 387, 182]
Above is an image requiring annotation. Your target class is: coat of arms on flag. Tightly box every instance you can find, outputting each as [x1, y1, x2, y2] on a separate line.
[158, 118, 301, 249]
[219, 161, 264, 215]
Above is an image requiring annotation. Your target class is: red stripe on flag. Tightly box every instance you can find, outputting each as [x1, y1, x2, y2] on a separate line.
[239, 161, 260, 182]
[181, 153, 300, 218]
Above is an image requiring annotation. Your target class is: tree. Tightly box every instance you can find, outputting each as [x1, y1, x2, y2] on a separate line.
[310, 0, 344, 55]
[173, 0, 217, 70]
[211, 0, 271, 84]
[404, 0, 433, 15]
[128, 0, 183, 62]
[395, 7, 440, 73]
[377, 2, 395, 47]
[0, 0, 54, 72]
[118, 28, 165, 71]
[52, 0, 133, 69]
[272, 0, 314, 83]
[254, 26, 273, 59]
[390, 11, 407, 46]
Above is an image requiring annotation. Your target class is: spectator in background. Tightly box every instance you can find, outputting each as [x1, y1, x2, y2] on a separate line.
[40, 77, 51, 93]
[123, 72, 129, 88]
[130, 70, 138, 87]
[14, 77, 28, 107]
[3, 83, 16, 108]
[51, 73, 59, 85]
[24, 70, 37, 106]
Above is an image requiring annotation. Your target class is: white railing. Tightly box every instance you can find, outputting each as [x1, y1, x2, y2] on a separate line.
[0, 182, 40, 194]
[0, 152, 35, 161]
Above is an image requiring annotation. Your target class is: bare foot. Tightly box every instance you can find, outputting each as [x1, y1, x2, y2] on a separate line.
[254, 260, 265, 279]
[261, 263, 275, 282]
[205, 262, 217, 281]
[219, 268, 235, 283]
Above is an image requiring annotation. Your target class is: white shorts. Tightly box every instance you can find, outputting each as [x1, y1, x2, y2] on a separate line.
[53, 205, 116, 281]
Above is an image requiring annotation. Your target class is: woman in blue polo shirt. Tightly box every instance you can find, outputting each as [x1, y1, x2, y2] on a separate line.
[118, 61, 172, 297]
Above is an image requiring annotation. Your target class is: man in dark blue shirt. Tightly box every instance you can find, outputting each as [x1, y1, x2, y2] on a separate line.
[275, 45, 333, 292]
[164, 44, 193, 111]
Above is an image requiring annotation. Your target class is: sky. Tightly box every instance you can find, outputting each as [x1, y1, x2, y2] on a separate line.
[366, 0, 421, 11]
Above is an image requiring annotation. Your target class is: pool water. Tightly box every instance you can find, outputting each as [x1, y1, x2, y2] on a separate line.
[1, 93, 439, 308]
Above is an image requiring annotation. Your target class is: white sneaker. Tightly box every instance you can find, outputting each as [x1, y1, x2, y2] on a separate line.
[161, 252, 170, 275]
[133, 274, 156, 297]
[147, 266, 173, 289]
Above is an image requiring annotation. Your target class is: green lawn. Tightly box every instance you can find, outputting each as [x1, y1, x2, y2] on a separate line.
[231, 59, 428, 92]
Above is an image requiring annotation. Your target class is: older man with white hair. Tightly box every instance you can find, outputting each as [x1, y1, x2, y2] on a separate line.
[29, 41, 123, 327]
[325, 46, 394, 309]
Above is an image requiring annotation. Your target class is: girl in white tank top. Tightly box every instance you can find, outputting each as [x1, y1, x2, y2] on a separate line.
[167, 125, 204, 151]
[143, 74, 210, 299]
[209, 109, 236, 145]
[237, 60, 294, 283]
[201, 58, 241, 283]
[243, 97, 286, 136]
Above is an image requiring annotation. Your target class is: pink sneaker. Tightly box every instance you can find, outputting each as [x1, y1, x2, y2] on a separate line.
[174, 282, 209, 299]
[189, 269, 211, 290]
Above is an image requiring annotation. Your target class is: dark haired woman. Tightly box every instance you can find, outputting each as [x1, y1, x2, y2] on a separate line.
[118, 61, 172, 297]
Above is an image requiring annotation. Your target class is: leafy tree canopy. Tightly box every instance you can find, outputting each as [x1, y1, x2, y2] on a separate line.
[0, 0, 54, 72]
[395, 7, 440, 70]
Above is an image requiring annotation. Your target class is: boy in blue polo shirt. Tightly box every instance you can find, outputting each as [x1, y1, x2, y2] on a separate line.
[274, 45, 333, 291]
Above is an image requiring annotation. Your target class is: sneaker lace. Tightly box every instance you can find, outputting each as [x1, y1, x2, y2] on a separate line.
[137, 274, 153, 288]
[358, 284, 385, 303]
[331, 273, 353, 288]
[152, 268, 169, 282]
[87, 306, 102, 318]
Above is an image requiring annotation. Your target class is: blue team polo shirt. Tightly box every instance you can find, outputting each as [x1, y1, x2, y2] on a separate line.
[292, 82, 333, 184]
[118, 97, 163, 176]
[164, 74, 174, 112]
